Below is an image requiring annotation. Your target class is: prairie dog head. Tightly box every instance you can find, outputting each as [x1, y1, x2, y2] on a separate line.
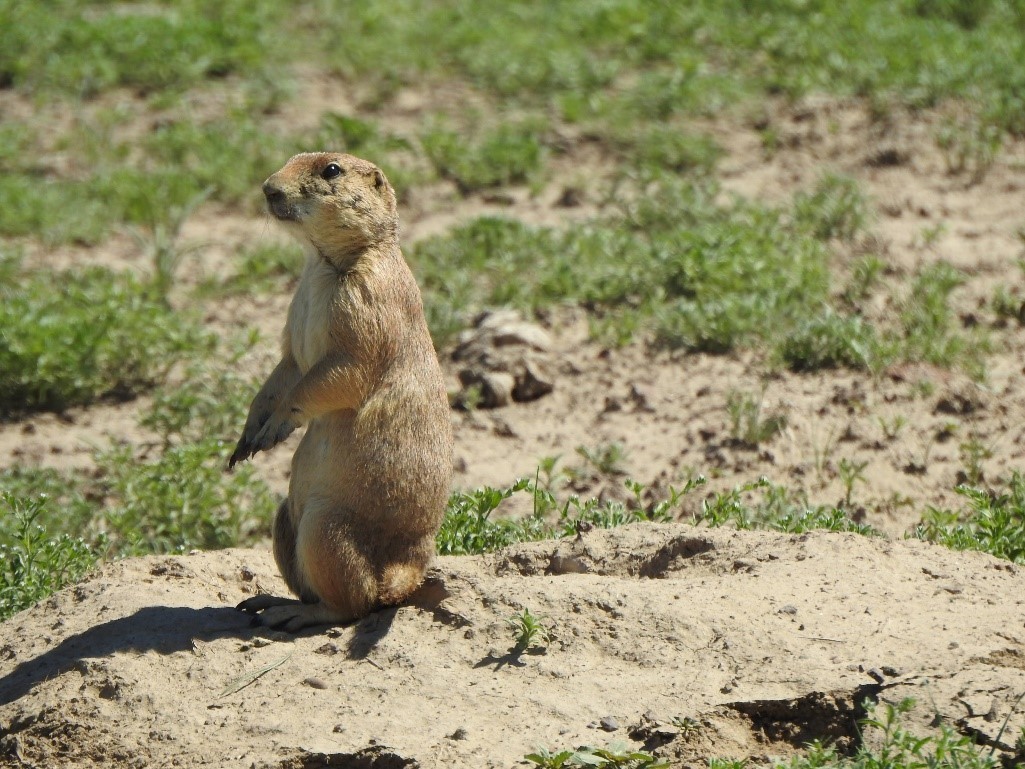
[262, 152, 398, 262]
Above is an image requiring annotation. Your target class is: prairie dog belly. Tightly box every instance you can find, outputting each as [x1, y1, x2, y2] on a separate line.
[288, 413, 356, 523]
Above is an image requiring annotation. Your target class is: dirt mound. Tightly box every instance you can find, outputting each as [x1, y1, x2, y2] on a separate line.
[2, 524, 1024, 768]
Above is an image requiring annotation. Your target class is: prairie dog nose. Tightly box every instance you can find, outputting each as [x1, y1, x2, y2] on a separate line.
[262, 181, 285, 205]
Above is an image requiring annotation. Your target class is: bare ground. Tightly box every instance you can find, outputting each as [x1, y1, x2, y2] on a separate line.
[2, 524, 1024, 768]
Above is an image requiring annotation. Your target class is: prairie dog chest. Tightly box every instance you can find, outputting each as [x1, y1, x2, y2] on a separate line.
[287, 257, 341, 373]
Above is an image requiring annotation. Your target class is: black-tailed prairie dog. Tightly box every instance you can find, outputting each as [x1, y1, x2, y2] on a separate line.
[228, 152, 453, 631]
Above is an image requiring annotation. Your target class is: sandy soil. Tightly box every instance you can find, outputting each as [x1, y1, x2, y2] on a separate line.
[3, 83, 1025, 767]
[2, 523, 1024, 768]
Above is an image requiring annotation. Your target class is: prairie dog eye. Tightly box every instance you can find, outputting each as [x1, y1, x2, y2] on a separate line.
[321, 163, 343, 180]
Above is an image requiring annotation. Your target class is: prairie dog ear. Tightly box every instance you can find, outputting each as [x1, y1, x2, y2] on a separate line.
[372, 169, 386, 190]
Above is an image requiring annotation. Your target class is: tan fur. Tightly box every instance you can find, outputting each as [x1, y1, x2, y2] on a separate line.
[229, 152, 453, 632]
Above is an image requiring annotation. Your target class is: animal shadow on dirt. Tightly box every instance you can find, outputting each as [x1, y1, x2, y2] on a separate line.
[0, 605, 257, 706]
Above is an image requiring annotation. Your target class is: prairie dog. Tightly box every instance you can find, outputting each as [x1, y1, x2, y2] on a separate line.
[229, 152, 453, 631]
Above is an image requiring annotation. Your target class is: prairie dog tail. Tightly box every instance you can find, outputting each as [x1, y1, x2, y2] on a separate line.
[378, 561, 429, 606]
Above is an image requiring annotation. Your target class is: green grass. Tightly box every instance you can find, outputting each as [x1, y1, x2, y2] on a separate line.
[422, 118, 547, 192]
[0, 259, 209, 414]
[412, 175, 837, 351]
[311, 1, 1025, 133]
[0, 0, 288, 96]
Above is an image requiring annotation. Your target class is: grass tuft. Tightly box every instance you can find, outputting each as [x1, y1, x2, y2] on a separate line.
[0, 262, 210, 414]
[915, 473, 1025, 562]
[0, 493, 97, 622]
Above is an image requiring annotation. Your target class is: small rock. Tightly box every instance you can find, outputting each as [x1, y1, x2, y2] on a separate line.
[866, 668, 885, 684]
[303, 677, 328, 690]
[451, 310, 556, 408]
[556, 187, 583, 207]
[778, 605, 798, 615]
[599, 716, 619, 732]
[491, 322, 553, 352]
[513, 358, 555, 401]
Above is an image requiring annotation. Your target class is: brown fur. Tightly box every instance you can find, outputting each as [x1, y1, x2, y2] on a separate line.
[229, 152, 453, 631]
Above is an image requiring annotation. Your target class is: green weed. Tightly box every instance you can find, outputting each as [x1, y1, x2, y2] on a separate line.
[780, 698, 1002, 769]
[776, 309, 882, 373]
[96, 440, 275, 555]
[436, 480, 549, 556]
[694, 478, 877, 535]
[0, 263, 209, 414]
[412, 175, 846, 356]
[201, 244, 305, 297]
[841, 255, 886, 308]
[900, 262, 987, 376]
[422, 119, 546, 192]
[507, 608, 551, 652]
[726, 389, 788, 448]
[140, 344, 259, 447]
[915, 473, 1025, 562]
[936, 118, 1002, 182]
[436, 476, 699, 557]
[794, 175, 870, 242]
[0, 492, 97, 622]
[575, 443, 628, 477]
[526, 742, 668, 768]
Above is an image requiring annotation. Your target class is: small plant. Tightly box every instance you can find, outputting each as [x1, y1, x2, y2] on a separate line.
[694, 478, 876, 535]
[141, 340, 259, 446]
[838, 458, 868, 508]
[841, 255, 885, 307]
[526, 742, 668, 768]
[436, 480, 547, 556]
[131, 186, 213, 305]
[576, 443, 629, 477]
[878, 414, 907, 441]
[203, 243, 305, 297]
[991, 285, 1025, 325]
[959, 437, 993, 485]
[917, 222, 947, 251]
[936, 118, 1002, 183]
[507, 608, 551, 652]
[0, 493, 97, 622]
[781, 698, 1004, 769]
[726, 389, 787, 448]
[97, 438, 277, 555]
[793, 174, 869, 242]
[900, 262, 987, 377]
[776, 310, 881, 373]
[915, 473, 1025, 562]
[670, 716, 702, 735]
